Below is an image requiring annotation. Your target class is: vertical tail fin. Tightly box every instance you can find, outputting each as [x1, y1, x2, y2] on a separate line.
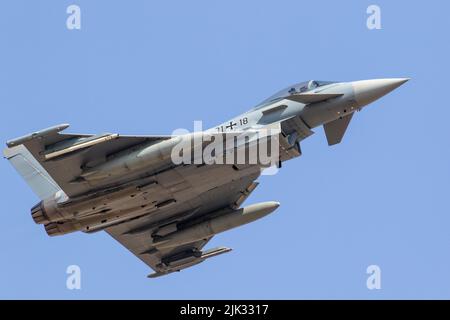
[3, 145, 61, 200]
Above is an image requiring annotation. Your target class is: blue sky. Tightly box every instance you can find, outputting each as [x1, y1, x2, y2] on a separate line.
[0, 0, 449, 299]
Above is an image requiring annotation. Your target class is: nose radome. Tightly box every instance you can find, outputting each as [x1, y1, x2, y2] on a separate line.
[352, 78, 409, 107]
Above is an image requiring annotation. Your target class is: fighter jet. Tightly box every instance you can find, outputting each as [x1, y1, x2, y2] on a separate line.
[4, 78, 408, 277]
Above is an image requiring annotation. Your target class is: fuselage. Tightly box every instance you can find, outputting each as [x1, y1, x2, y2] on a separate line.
[4, 77, 409, 277]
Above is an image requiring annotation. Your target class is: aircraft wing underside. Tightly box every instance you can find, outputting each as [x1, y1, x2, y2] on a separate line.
[105, 167, 260, 277]
[3, 124, 265, 277]
[3, 124, 172, 198]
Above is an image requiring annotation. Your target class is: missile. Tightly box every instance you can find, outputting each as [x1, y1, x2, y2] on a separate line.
[153, 201, 280, 250]
[43, 133, 119, 160]
[6, 123, 69, 148]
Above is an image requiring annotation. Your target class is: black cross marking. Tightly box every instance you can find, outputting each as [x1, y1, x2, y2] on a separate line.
[226, 121, 237, 130]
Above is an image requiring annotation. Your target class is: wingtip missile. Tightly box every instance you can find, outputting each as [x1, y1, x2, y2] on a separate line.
[6, 123, 70, 148]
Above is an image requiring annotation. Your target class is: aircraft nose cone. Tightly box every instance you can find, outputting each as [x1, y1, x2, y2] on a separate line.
[352, 78, 409, 107]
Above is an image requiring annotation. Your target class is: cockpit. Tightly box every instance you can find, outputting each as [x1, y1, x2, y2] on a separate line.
[256, 80, 336, 108]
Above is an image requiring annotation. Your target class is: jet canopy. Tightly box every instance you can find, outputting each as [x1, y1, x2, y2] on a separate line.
[257, 80, 336, 107]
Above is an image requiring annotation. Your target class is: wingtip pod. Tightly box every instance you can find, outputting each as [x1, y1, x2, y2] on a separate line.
[6, 123, 70, 148]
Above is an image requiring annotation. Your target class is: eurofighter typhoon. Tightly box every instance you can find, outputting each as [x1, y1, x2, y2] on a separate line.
[4, 78, 408, 277]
